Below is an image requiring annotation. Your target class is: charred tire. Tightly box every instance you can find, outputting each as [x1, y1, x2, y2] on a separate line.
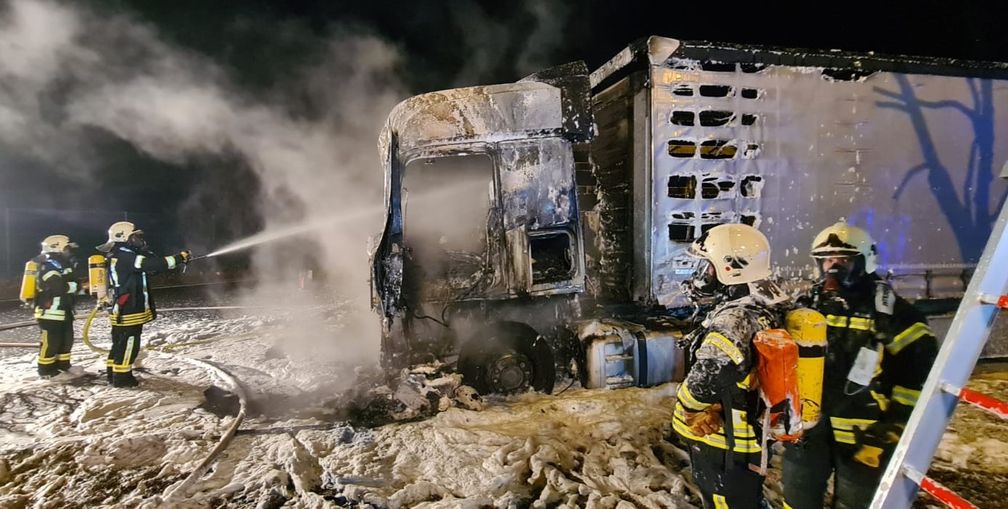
[458, 323, 556, 395]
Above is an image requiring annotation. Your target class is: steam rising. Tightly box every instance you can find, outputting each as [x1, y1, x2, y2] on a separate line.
[0, 0, 406, 363]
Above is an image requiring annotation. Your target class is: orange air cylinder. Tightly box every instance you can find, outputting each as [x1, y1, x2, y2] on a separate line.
[754, 328, 803, 441]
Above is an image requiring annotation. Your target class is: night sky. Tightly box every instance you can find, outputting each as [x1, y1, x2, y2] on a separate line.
[1, 0, 1006, 275]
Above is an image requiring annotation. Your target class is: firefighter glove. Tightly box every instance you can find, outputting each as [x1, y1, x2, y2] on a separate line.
[852, 421, 903, 468]
[684, 403, 724, 437]
[178, 250, 192, 264]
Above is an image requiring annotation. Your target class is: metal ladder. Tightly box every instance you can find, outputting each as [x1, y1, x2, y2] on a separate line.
[872, 164, 1008, 508]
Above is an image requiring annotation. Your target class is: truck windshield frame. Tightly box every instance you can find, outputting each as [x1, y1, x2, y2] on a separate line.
[399, 147, 502, 302]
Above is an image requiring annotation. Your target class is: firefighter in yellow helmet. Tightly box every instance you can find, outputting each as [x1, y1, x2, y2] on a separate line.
[674, 223, 790, 509]
[28, 235, 82, 378]
[97, 221, 190, 387]
[781, 222, 938, 509]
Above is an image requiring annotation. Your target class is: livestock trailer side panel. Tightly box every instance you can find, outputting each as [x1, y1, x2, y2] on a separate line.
[606, 38, 1008, 307]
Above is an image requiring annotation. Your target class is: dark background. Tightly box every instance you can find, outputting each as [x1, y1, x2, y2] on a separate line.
[2, 0, 1006, 277]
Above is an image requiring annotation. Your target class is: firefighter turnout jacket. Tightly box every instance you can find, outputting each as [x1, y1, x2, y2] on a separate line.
[674, 297, 784, 454]
[33, 253, 79, 322]
[106, 244, 185, 326]
[801, 275, 938, 448]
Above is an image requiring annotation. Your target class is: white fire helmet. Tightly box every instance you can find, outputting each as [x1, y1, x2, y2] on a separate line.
[689, 223, 772, 285]
[40, 235, 77, 254]
[810, 222, 878, 274]
[97, 221, 144, 252]
[108, 221, 142, 242]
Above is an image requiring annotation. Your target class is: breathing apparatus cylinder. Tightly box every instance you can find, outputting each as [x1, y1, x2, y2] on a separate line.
[785, 307, 827, 431]
[19, 260, 38, 303]
[754, 328, 803, 440]
[88, 255, 108, 302]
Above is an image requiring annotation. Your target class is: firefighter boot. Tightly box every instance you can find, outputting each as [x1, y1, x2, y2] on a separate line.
[37, 364, 58, 378]
[112, 371, 139, 388]
[55, 360, 71, 372]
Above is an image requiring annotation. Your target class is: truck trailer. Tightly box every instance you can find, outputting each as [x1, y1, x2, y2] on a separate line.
[370, 36, 1008, 394]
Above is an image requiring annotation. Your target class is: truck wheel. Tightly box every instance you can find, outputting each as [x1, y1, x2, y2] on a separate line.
[458, 324, 555, 395]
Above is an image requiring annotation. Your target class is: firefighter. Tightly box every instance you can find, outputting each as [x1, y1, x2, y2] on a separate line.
[781, 222, 939, 509]
[30, 235, 82, 378]
[97, 221, 190, 387]
[674, 223, 789, 509]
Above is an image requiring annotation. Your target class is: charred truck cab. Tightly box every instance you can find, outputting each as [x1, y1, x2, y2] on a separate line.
[373, 37, 1008, 394]
[372, 63, 598, 394]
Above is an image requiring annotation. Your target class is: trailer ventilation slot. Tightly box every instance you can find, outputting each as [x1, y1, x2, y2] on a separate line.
[668, 175, 697, 198]
[701, 62, 736, 73]
[671, 111, 695, 126]
[668, 224, 695, 242]
[699, 111, 734, 126]
[673, 85, 694, 96]
[671, 111, 757, 127]
[740, 176, 764, 197]
[739, 63, 767, 73]
[699, 85, 733, 97]
[822, 68, 877, 81]
[740, 88, 760, 99]
[700, 223, 720, 235]
[701, 178, 735, 199]
[699, 140, 737, 159]
[669, 223, 723, 243]
[668, 140, 697, 158]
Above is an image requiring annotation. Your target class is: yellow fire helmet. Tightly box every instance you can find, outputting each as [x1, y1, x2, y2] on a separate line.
[810, 222, 878, 273]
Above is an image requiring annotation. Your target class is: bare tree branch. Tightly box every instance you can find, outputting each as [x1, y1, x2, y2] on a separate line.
[968, 78, 980, 108]
[892, 163, 929, 200]
[964, 140, 979, 219]
[913, 99, 975, 118]
[873, 87, 904, 100]
[876, 101, 909, 112]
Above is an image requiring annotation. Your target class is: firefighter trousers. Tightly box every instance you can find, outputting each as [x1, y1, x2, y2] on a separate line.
[781, 421, 883, 509]
[687, 440, 765, 509]
[38, 318, 74, 375]
[108, 324, 143, 376]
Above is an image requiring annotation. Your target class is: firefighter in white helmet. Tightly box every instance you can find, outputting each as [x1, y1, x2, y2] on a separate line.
[97, 221, 190, 387]
[673, 223, 790, 509]
[781, 222, 938, 509]
[27, 235, 82, 377]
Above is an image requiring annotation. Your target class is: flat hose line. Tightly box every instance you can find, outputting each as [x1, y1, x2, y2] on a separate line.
[80, 304, 250, 501]
[161, 355, 248, 501]
[2, 306, 250, 502]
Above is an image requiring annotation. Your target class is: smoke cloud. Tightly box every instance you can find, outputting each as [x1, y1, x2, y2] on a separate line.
[448, 0, 575, 86]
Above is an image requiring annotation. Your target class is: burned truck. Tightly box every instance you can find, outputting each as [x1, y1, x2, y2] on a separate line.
[371, 36, 1008, 394]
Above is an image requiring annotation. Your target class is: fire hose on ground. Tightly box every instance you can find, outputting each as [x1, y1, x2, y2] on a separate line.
[0, 304, 251, 500]
[79, 303, 250, 501]
[161, 355, 248, 501]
